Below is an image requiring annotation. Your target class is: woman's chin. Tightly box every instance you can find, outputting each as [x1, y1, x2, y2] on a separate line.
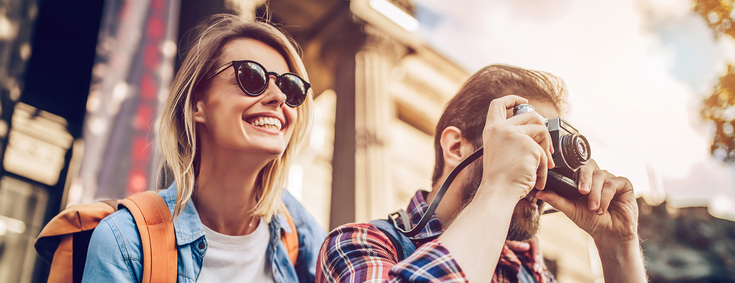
[252, 145, 287, 159]
[215, 143, 286, 161]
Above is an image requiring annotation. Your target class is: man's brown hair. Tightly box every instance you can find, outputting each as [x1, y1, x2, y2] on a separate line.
[431, 64, 568, 186]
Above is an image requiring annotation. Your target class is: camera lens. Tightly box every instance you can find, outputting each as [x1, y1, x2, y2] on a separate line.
[560, 133, 591, 169]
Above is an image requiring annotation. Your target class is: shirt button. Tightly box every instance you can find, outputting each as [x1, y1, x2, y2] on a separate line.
[198, 242, 205, 250]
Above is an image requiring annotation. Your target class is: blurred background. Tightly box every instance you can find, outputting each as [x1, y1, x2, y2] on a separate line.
[0, 0, 733, 282]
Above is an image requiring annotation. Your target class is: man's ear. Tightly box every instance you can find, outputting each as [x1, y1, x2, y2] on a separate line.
[440, 126, 465, 169]
[194, 100, 206, 123]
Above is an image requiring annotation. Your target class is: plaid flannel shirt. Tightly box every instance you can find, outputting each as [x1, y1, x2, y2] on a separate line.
[316, 190, 556, 283]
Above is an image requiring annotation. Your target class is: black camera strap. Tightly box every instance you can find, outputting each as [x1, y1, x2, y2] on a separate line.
[389, 147, 484, 237]
[389, 146, 559, 237]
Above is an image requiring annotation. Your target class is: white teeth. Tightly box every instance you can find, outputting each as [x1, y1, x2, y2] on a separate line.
[249, 117, 282, 130]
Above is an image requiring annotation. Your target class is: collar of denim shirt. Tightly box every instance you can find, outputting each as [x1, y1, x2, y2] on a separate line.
[159, 183, 292, 247]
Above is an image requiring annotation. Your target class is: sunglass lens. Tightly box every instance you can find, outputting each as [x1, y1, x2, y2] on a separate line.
[238, 62, 267, 95]
[279, 74, 307, 107]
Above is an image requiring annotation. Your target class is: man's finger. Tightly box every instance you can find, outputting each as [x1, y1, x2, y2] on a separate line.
[515, 124, 550, 144]
[587, 169, 609, 212]
[509, 112, 553, 167]
[507, 111, 547, 126]
[535, 145, 549, 191]
[529, 238, 543, 273]
[536, 189, 575, 217]
[516, 124, 555, 168]
[505, 240, 530, 252]
[486, 95, 529, 124]
[577, 159, 599, 195]
[597, 175, 619, 215]
[577, 164, 593, 195]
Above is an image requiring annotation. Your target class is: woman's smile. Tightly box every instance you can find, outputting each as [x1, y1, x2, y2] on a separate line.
[243, 111, 286, 135]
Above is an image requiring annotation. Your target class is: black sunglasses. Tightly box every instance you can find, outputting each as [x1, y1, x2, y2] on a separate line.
[205, 60, 310, 107]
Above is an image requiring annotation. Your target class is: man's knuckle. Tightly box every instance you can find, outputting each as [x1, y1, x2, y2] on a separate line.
[604, 179, 615, 188]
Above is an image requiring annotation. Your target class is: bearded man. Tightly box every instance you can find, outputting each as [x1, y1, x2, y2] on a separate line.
[316, 64, 647, 283]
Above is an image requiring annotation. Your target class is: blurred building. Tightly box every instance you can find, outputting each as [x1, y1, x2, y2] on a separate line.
[638, 199, 735, 282]
[0, 0, 102, 282]
[0, 0, 680, 283]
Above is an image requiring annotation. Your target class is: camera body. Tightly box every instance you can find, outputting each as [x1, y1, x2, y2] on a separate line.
[514, 104, 591, 199]
[546, 117, 590, 199]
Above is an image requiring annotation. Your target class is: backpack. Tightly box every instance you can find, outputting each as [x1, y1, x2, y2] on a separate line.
[369, 219, 417, 261]
[35, 191, 300, 283]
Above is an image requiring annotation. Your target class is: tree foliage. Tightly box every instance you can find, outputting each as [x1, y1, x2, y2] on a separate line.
[697, 0, 735, 161]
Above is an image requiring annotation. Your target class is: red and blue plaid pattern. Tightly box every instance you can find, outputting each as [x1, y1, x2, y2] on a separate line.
[316, 190, 555, 283]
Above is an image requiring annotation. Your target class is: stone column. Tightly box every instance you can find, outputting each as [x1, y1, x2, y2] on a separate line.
[353, 25, 403, 222]
[330, 23, 404, 228]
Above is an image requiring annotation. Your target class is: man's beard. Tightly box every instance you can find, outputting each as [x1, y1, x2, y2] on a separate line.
[458, 160, 543, 242]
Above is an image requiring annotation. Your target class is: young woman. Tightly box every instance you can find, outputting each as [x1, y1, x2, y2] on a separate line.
[83, 14, 326, 283]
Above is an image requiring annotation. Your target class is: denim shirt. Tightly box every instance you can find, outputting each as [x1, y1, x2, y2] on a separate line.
[82, 184, 327, 283]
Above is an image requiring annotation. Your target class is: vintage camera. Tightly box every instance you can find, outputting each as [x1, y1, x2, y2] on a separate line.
[513, 104, 591, 199]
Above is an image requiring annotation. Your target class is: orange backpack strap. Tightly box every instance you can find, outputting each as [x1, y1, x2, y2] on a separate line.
[35, 201, 119, 283]
[119, 191, 177, 283]
[279, 202, 299, 265]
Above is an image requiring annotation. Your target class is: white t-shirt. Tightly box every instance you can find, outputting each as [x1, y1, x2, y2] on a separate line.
[197, 219, 275, 283]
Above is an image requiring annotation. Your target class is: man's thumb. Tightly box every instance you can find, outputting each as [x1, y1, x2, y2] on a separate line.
[536, 190, 575, 215]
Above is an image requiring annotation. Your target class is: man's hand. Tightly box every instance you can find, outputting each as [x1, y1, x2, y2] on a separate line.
[506, 238, 545, 273]
[535, 159, 647, 282]
[536, 159, 638, 243]
[479, 95, 555, 202]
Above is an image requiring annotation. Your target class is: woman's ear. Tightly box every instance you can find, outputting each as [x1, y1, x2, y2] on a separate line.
[440, 126, 465, 169]
[194, 100, 206, 124]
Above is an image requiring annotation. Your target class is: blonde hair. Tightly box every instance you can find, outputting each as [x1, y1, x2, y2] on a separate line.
[156, 14, 313, 221]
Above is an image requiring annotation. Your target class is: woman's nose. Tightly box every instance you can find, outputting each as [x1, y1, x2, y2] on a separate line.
[261, 75, 287, 106]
